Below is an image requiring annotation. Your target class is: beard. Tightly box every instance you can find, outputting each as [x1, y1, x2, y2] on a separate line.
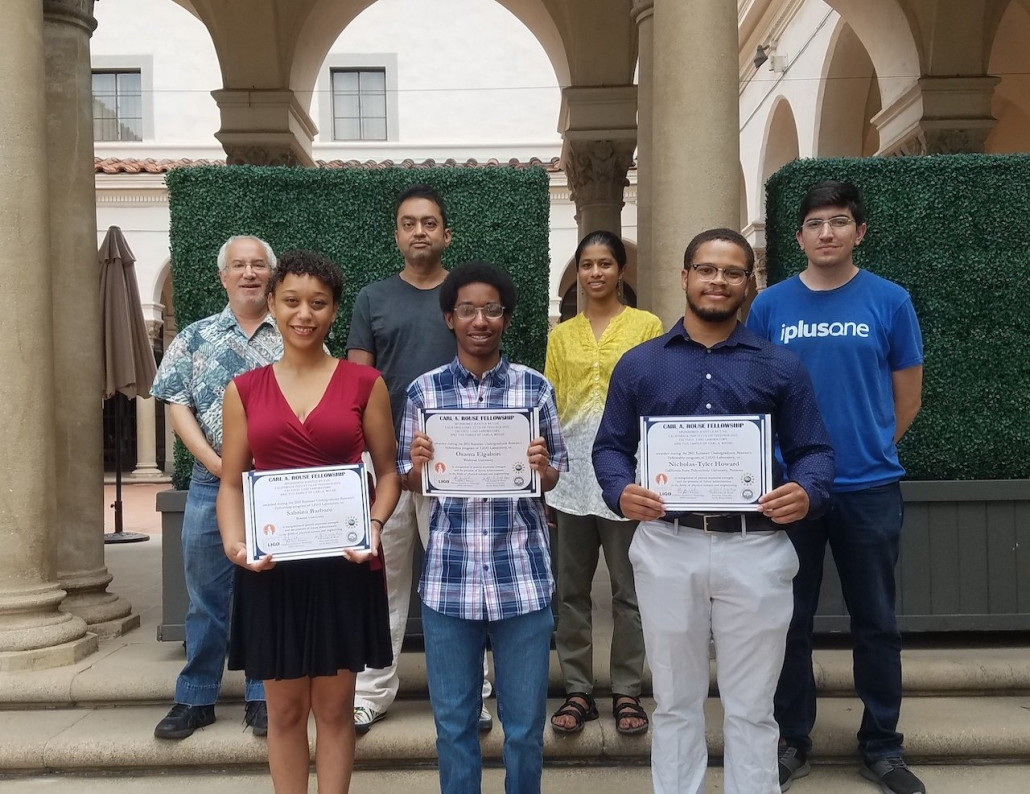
[686, 290, 742, 322]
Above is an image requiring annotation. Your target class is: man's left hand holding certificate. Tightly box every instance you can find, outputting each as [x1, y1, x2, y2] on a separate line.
[243, 463, 373, 565]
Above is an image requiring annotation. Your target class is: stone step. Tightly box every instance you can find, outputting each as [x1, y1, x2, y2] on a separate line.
[3, 695, 1030, 774]
[3, 764, 1030, 794]
[4, 642, 1030, 708]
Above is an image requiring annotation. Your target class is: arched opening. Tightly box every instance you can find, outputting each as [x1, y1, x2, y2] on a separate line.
[556, 239, 639, 323]
[815, 19, 881, 157]
[986, 0, 1030, 153]
[291, 0, 571, 115]
[759, 98, 800, 213]
[311, 0, 563, 145]
[821, 0, 922, 109]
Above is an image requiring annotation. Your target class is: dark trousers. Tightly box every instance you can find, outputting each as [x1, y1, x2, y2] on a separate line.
[774, 482, 905, 760]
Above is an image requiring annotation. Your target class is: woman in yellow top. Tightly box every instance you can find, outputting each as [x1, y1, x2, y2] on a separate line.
[545, 230, 664, 735]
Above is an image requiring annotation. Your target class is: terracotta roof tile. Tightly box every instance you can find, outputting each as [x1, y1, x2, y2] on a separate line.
[95, 156, 563, 174]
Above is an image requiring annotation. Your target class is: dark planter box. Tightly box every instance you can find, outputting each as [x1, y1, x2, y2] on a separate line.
[156, 489, 189, 642]
[815, 480, 1030, 632]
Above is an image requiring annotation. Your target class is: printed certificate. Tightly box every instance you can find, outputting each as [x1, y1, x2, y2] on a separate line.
[243, 463, 371, 564]
[420, 408, 541, 498]
[639, 414, 773, 512]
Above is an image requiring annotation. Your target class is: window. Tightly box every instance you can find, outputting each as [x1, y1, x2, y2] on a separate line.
[331, 69, 387, 141]
[92, 70, 143, 142]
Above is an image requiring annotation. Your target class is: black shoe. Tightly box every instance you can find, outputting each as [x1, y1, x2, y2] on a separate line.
[154, 703, 216, 739]
[860, 756, 926, 794]
[244, 701, 268, 737]
[778, 745, 810, 791]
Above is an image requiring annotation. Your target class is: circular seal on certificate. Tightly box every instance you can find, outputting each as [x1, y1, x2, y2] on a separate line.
[262, 524, 276, 536]
[347, 516, 357, 528]
[741, 489, 754, 500]
[741, 472, 754, 485]
[513, 476, 525, 487]
[514, 462, 525, 474]
[347, 531, 359, 543]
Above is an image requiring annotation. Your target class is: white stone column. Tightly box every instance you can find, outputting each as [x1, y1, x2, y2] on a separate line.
[132, 321, 163, 479]
[0, 0, 94, 671]
[558, 86, 638, 239]
[132, 396, 163, 479]
[45, 0, 137, 638]
[651, 0, 740, 327]
[632, 0, 655, 312]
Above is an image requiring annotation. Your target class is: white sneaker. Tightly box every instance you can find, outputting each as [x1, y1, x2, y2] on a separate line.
[354, 705, 386, 735]
[479, 703, 493, 732]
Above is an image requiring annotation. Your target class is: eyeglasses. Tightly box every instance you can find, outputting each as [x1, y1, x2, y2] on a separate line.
[689, 264, 751, 286]
[228, 261, 269, 273]
[453, 302, 505, 320]
[799, 216, 855, 232]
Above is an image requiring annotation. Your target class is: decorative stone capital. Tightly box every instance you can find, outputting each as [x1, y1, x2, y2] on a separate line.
[144, 319, 163, 343]
[632, 0, 654, 25]
[561, 139, 636, 208]
[874, 76, 1001, 156]
[42, 0, 97, 34]
[212, 89, 317, 167]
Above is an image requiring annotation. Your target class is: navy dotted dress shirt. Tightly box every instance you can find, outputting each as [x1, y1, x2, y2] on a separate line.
[592, 320, 835, 519]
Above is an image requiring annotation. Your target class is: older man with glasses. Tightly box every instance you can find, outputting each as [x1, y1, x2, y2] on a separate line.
[151, 235, 282, 740]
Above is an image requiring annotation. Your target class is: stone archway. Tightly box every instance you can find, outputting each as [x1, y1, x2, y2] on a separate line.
[820, 0, 922, 109]
[985, 0, 1030, 152]
[814, 19, 881, 157]
[758, 97, 800, 213]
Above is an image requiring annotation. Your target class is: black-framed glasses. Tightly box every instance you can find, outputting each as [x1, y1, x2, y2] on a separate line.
[799, 216, 855, 232]
[689, 263, 751, 286]
[453, 302, 505, 320]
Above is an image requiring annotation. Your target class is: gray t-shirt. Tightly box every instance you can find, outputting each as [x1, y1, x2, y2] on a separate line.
[346, 274, 456, 434]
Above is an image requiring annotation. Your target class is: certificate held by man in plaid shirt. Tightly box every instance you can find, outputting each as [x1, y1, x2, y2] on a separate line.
[397, 262, 567, 794]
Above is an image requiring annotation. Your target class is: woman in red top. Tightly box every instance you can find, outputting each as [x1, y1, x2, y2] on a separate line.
[218, 250, 400, 794]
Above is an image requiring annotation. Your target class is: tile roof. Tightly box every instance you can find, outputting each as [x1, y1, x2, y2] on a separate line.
[94, 156, 564, 174]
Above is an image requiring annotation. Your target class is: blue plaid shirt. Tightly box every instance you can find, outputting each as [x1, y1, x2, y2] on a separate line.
[398, 356, 568, 621]
[151, 305, 282, 455]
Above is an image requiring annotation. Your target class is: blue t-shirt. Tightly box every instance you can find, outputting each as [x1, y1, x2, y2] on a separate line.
[745, 270, 923, 492]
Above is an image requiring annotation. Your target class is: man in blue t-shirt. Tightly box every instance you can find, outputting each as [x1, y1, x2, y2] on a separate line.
[746, 181, 924, 794]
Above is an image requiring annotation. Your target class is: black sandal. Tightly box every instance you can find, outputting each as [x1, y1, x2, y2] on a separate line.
[550, 692, 598, 734]
[613, 694, 649, 736]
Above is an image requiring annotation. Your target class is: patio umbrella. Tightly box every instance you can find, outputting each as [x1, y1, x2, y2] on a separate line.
[100, 225, 157, 543]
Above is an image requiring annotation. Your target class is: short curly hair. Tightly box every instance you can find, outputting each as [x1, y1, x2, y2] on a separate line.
[439, 261, 517, 316]
[266, 249, 344, 304]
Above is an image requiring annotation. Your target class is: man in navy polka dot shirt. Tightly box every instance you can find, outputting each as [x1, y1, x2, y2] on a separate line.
[593, 228, 834, 794]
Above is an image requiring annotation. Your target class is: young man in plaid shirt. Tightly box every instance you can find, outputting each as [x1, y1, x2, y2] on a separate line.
[398, 262, 567, 794]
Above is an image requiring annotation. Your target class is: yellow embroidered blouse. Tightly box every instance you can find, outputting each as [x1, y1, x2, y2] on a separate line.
[544, 306, 665, 518]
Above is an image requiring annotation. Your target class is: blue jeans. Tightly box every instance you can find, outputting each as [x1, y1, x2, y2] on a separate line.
[422, 602, 553, 794]
[775, 482, 904, 760]
[175, 462, 264, 706]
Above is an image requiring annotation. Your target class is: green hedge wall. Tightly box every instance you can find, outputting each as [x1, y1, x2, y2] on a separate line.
[165, 165, 551, 489]
[765, 155, 1030, 480]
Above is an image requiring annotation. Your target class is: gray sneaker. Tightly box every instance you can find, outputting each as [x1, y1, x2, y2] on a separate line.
[779, 745, 810, 791]
[860, 756, 926, 794]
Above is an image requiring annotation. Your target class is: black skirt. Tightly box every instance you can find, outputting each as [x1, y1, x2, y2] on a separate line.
[228, 556, 392, 680]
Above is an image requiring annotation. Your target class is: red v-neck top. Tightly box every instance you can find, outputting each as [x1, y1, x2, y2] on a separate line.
[234, 360, 380, 471]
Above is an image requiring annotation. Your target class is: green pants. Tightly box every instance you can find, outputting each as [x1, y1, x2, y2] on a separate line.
[554, 510, 645, 696]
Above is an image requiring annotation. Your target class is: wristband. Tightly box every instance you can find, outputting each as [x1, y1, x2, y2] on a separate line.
[370, 517, 385, 531]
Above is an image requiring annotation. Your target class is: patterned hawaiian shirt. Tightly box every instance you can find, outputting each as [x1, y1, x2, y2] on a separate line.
[151, 305, 282, 454]
[398, 356, 568, 621]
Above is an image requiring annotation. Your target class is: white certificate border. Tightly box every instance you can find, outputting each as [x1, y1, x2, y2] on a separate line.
[418, 407, 541, 499]
[639, 414, 774, 512]
[243, 462, 372, 564]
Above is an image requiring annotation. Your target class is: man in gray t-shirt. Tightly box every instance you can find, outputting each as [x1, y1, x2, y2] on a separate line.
[346, 185, 493, 734]
[348, 273, 455, 435]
